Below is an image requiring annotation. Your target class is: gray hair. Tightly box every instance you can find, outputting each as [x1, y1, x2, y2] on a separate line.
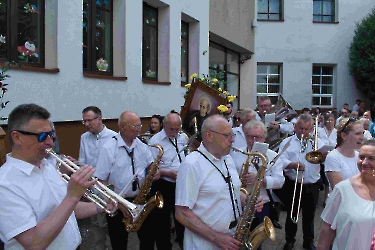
[240, 108, 256, 121]
[244, 120, 268, 137]
[257, 96, 271, 104]
[163, 112, 181, 125]
[297, 114, 313, 124]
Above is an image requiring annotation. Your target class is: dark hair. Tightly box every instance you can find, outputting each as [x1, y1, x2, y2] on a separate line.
[323, 113, 335, 127]
[150, 114, 163, 133]
[301, 107, 310, 113]
[344, 103, 349, 106]
[362, 139, 375, 147]
[226, 102, 233, 107]
[336, 117, 362, 147]
[8, 104, 50, 145]
[356, 99, 361, 103]
[82, 106, 102, 116]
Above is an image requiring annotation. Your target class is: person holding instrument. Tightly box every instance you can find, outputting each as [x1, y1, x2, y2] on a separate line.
[0, 104, 111, 250]
[95, 111, 160, 250]
[175, 115, 264, 250]
[318, 139, 375, 250]
[278, 114, 324, 250]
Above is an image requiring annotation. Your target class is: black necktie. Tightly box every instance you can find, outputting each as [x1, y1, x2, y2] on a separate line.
[169, 138, 182, 163]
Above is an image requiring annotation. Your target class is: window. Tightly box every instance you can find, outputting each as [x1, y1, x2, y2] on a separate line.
[313, 0, 335, 22]
[312, 65, 334, 107]
[83, 0, 112, 74]
[258, 0, 282, 20]
[209, 42, 240, 109]
[143, 3, 158, 80]
[0, 0, 45, 66]
[256, 64, 281, 104]
[181, 21, 188, 83]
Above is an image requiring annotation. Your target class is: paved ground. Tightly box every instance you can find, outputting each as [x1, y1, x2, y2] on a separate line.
[78, 191, 326, 250]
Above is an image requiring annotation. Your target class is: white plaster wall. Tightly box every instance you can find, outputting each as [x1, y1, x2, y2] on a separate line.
[254, 0, 375, 110]
[3, 0, 209, 122]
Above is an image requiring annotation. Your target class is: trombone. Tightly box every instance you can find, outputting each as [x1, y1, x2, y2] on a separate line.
[290, 134, 308, 224]
[46, 148, 153, 226]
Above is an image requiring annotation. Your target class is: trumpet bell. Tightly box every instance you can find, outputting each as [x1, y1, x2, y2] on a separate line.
[305, 151, 323, 164]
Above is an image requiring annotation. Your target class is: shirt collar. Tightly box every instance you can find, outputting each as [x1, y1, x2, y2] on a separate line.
[199, 143, 230, 162]
[6, 154, 42, 176]
[94, 125, 108, 138]
[117, 133, 139, 151]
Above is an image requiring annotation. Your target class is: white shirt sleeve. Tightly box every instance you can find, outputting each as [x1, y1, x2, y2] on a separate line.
[265, 155, 285, 189]
[279, 122, 294, 134]
[320, 185, 342, 230]
[78, 135, 85, 164]
[95, 146, 113, 182]
[278, 138, 292, 169]
[175, 161, 201, 209]
[324, 150, 342, 173]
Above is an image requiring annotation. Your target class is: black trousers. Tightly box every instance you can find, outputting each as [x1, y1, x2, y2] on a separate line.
[106, 198, 155, 250]
[148, 179, 185, 250]
[283, 177, 320, 243]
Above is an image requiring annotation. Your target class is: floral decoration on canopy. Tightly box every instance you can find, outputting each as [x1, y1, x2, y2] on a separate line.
[24, 3, 40, 14]
[18, 41, 39, 62]
[217, 104, 229, 114]
[96, 58, 108, 71]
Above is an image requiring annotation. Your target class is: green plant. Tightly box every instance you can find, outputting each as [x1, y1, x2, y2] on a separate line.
[348, 7, 375, 98]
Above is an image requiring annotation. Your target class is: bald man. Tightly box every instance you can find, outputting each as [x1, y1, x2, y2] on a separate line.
[95, 111, 160, 250]
[175, 115, 264, 250]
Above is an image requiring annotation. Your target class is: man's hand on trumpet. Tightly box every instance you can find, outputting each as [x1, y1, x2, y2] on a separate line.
[269, 121, 280, 130]
[66, 165, 97, 202]
[287, 162, 305, 171]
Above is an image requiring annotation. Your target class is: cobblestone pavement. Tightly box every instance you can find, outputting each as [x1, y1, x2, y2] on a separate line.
[78, 191, 326, 250]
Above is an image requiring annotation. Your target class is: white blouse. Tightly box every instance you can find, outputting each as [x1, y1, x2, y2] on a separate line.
[321, 179, 375, 250]
[318, 127, 337, 146]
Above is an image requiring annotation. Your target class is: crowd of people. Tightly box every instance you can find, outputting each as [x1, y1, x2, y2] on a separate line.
[0, 97, 374, 250]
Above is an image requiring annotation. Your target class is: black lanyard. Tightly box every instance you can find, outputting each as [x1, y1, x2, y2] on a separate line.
[195, 150, 240, 229]
[123, 147, 139, 191]
[169, 137, 182, 163]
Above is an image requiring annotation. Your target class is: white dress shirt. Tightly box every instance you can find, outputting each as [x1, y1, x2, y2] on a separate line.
[232, 125, 246, 149]
[278, 134, 324, 184]
[230, 148, 284, 203]
[95, 134, 154, 197]
[78, 125, 117, 168]
[318, 127, 337, 146]
[0, 155, 81, 250]
[148, 129, 187, 182]
[176, 144, 242, 250]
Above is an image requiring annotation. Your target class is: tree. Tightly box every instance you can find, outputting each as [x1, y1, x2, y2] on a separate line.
[348, 7, 375, 99]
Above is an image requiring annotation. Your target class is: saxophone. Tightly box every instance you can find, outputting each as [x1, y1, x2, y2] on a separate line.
[231, 146, 276, 250]
[239, 153, 251, 195]
[123, 144, 164, 232]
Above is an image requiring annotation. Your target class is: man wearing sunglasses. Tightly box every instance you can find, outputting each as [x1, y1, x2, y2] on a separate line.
[79, 106, 117, 168]
[0, 104, 109, 250]
[95, 111, 160, 250]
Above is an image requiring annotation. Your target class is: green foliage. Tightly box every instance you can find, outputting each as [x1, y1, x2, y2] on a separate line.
[348, 8, 375, 97]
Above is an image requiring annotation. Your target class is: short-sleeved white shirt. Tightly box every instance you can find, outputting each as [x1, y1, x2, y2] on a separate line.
[175, 144, 242, 250]
[318, 127, 337, 146]
[0, 155, 81, 250]
[78, 126, 117, 168]
[148, 129, 187, 182]
[278, 134, 323, 184]
[324, 149, 359, 190]
[230, 148, 284, 203]
[232, 125, 246, 149]
[321, 178, 375, 250]
[95, 134, 154, 196]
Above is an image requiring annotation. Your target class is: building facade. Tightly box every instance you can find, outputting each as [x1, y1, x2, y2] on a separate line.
[254, 0, 375, 110]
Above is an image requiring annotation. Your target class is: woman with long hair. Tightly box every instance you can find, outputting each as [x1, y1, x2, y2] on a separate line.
[324, 117, 364, 192]
[141, 114, 163, 143]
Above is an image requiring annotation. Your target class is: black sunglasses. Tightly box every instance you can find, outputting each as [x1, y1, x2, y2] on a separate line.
[14, 130, 56, 142]
[341, 117, 358, 132]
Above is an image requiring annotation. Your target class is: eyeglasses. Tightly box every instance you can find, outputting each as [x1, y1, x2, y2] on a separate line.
[82, 116, 99, 124]
[341, 117, 358, 132]
[246, 135, 264, 140]
[209, 130, 236, 140]
[125, 122, 142, 129]
[14, 130, 56, 142]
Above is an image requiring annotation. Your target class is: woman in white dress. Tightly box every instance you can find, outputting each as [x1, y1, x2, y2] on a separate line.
[324, 117, 364, 192]
[318, 113, 337, 204]
[317, 139, 375, 250]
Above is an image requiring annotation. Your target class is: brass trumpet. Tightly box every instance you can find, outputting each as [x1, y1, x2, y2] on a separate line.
[46, 148, 155, 228]
[305, 117, 323, 164]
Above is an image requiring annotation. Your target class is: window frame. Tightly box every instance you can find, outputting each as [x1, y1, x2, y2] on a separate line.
[0, 0, 46, 67]
[142, 2, 158, 80]
[181, 20, 189, 84]
[311, 64, 334, 108]
[313, 0, 336, 23]
[257, 0, 283, 21]
[83, 0, 113, 75]
[256, 63, 282, 104]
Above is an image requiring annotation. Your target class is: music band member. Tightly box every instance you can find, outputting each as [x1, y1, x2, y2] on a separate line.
[95, 111, 160, 250]
[232, 108, 257, 149]
[278, 114, 325, 250]
[148, 112, 187, 249]
[0, 104, 107, 249]
[230, 120, 284, 230]
[225, 102, 234, 127]
[79, 106, 117, 168]
[175, 115, 264, 250]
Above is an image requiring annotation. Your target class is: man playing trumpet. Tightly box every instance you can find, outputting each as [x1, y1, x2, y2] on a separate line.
[0, 104, 110, 249]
